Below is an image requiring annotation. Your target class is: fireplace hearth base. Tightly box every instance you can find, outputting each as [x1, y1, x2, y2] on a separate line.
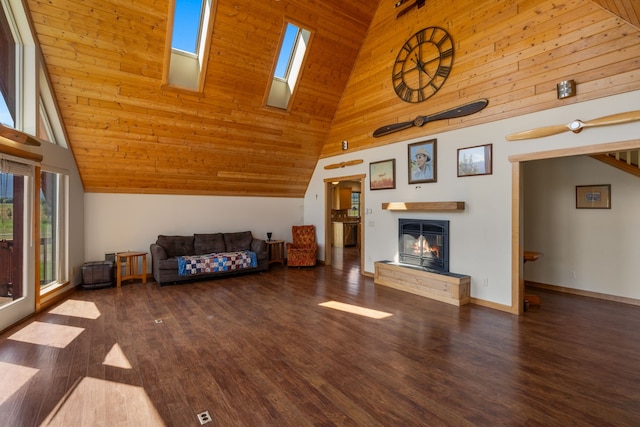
[374, 261, 470, 306]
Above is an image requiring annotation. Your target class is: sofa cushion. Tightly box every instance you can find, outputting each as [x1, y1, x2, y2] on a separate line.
[156, 235, 195, 258]
[223, 231, 253, 252]
[194, 233, 226, 255]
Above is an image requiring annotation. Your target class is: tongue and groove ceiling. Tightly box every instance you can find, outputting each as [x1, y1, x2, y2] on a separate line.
[24, 0, 640, 197]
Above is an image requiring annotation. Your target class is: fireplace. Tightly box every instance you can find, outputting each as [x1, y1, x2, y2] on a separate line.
[398, 219, 449, 272]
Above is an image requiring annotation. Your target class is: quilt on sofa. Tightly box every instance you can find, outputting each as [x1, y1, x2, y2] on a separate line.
[177, 251, 257, 276]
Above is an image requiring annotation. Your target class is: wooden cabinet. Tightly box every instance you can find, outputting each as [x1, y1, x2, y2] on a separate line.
[333, 222, 358, 248]
[333, 223, 344, 248]
[333, 188, 351, 210]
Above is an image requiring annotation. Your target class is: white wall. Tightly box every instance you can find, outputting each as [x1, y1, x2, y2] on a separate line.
[524, 155, 640, 299]
[306, 90, 640, 307]
[84, 194, 304, 270]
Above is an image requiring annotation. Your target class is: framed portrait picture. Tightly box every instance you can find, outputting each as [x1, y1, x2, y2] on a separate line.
[369, 159, 396, 190]
[408, 139, 437, 184]
[576, 184, 611, 209]
[457, 144, 493, 177]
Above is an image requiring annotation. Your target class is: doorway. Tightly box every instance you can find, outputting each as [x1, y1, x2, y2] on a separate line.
[510, 138, 640, 314]
[324, 174, 365, 274]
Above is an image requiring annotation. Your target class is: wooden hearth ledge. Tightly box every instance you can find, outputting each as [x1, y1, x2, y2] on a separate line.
[374, 261, 470, 306]
[381, 202, 465, 211]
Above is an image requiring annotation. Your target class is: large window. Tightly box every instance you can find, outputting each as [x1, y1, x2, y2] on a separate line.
[0, 0, 70, 330]
[267, 22, 311, 110]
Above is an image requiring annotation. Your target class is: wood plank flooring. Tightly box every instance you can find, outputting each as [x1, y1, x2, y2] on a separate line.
[0, 248, 639, 426]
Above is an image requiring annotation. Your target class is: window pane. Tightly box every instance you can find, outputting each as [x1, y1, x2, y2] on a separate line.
[0, 173, 24, 307]
[172, 0, 204, 54]
[0, 92, 13, 127]
[0, 7, 16, 127]
[40, 171, 58, 287]
[274, 24, 299, 79]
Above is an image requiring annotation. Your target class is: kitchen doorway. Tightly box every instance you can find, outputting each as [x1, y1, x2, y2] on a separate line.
[323, 174, 365, 274]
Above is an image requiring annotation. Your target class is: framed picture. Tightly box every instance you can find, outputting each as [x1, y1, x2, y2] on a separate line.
[408, 139, 437, 184]
[369, 159, 396, 190]
[457, 144, 493, 177]
[576, 184, 611, 209]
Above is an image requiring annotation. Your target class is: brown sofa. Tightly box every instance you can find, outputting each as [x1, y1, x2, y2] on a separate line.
[150, 231, 267, 285]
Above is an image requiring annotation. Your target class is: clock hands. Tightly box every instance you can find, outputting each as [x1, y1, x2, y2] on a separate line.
[410, 55, 427, 74]
[372, 99, 489, 138]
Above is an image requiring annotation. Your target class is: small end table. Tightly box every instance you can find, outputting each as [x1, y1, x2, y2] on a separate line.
[265, 240, 285, 268]
[116, 251, 147, 287]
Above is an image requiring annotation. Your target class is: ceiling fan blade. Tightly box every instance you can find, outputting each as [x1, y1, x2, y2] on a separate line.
[582, 110, 640, 128]
[505, 124, 570, 141]
[373, 99, 489, 138]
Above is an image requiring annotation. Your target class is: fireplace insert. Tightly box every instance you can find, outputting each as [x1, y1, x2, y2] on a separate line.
[398, 219, 449, 272]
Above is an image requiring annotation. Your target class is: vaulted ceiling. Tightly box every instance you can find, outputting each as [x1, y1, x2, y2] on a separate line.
[24, 0, 640, 197]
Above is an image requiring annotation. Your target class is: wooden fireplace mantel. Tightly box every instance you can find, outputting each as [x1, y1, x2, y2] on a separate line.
[381, 202, 465, 211]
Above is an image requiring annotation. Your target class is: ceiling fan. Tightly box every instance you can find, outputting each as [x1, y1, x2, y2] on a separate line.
[373, 99, 488, 138]
[505, 111, 640, 141]
[324, 159, 364, 170]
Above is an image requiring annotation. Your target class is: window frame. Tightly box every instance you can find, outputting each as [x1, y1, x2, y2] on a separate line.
[39, 168, 68, 292]
[266, 21, 312, 111]
[164, 0, 217, 92]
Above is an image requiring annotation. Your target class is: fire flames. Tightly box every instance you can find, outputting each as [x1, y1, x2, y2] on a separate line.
[412, 236, 440, 258]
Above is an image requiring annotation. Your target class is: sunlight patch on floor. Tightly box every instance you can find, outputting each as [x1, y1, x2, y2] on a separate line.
[0, 361, 39, 405]
[8, 321, 84, 348]
[40, 376, 165, 426]
[319, 301, 393, 319]
[49, 299, 102, 320]
[103, 343, 132, 369]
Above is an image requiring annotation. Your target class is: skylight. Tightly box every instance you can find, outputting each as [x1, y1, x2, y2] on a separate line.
[274, 24, 300, 80]
[171, 0, 204, 54]
[165, 0, 214, 91]
[267, 22, 311, 110]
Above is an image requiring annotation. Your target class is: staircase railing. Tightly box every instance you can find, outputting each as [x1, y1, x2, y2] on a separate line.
[590, 150, 640, 178]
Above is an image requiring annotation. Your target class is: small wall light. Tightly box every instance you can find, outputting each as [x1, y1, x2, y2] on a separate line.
[342, 140, 348, 150]
[557, 80, 576, 99]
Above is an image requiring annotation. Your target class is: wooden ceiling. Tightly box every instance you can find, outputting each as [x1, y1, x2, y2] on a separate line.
[24, 0, 640, 197]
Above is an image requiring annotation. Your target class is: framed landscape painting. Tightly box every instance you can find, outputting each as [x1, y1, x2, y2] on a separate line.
[457, 144, 492, 177]
[576, 184, 611, 209]
[369, 159, 396, 190]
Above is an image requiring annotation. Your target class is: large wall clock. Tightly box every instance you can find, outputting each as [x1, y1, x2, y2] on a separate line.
[392, 27, 454, 103]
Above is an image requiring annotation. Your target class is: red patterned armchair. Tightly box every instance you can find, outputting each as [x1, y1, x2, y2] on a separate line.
[286, 225, 318, 267]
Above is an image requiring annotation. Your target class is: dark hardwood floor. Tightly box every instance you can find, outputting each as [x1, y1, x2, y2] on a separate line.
[0, 250, 639, 426]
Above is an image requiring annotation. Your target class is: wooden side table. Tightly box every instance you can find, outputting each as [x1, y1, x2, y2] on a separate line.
[116, 251, 147, 287]
[265, 240, 285, 268]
